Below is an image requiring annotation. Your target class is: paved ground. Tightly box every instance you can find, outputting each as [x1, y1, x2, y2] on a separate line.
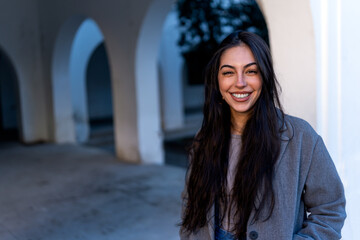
[0, 143, 186, 240]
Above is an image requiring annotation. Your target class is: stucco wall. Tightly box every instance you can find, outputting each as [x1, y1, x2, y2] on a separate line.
[309, 0, 360, 238]
[257, 0, 317, 128]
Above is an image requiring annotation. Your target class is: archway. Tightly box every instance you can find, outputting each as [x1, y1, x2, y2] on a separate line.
[158, 6, 202, 167]
[135, 0, 174, 164]
[52, 16, 109, 144]
[69, 18, 106, 143]
[85, 42, 114, 152]
[0, 47, 21, 143]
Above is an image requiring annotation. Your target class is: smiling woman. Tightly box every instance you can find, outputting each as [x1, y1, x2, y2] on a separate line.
[218, 45, 262, 135]
[179, 31, 346, 240]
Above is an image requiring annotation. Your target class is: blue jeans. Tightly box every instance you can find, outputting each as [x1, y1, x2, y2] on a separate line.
[215, 227, 236, 240]
[215, 199, 236, 240]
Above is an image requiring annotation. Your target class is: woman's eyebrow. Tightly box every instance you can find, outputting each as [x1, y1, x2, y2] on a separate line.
[244, 62, 257, 68]
[220, 62, 257, 70]
[220, 64, 235, 70]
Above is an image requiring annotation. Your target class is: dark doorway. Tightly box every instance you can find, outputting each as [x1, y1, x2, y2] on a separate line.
[0, 49, 20, 143]
[85, 43, 114, 152]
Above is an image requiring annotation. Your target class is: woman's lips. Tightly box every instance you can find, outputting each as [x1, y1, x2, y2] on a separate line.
[230, 92, 251, 102]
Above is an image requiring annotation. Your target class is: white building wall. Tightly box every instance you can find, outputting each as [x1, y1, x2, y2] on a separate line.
[340, 2, 360, 237]
[257, 0, 317, 128]
[310, 0, 360, 238]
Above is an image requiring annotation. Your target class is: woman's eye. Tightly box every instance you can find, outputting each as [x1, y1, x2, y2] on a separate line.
[222, 71, 234, 76]
[246, 70, 258, 75]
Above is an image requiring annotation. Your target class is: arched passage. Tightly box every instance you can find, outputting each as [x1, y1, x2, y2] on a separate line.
[86, 43, 112, 126]
[52, 16, 109, 144]
[69, 18, 106, 143]
[158, 9, 185, 134]
[85, 42, 114, 152]
[135, 0, 174, 164]
[0, 47, 21, 142]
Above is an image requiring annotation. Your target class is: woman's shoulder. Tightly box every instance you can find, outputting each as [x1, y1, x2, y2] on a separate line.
[282, 113, 319, 141]
[284, 113, 315, 131]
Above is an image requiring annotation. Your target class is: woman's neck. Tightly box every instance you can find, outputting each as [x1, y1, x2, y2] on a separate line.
[230, 113, 249, 135]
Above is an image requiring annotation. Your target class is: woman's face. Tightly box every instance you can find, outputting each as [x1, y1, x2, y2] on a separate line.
[218, 44, 262, 120]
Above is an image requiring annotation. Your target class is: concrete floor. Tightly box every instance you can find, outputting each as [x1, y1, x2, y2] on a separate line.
[0, 143, 186, 240]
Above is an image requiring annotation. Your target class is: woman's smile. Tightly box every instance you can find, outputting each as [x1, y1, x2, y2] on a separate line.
[230, 92, 252, 101]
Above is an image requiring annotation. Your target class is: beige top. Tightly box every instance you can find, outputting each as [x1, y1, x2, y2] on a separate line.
[221, 134, 242, 232]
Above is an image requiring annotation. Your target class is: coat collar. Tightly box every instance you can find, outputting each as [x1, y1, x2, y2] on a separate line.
[278, 113, 294, 141]
[276, 114, 294, 170]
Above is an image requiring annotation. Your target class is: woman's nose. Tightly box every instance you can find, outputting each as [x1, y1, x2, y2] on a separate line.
[235, 74, 247, 87]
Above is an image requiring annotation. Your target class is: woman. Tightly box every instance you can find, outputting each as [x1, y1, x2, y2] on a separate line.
[179, 31, 346, 240]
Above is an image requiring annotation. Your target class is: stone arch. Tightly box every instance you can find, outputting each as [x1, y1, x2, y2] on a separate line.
[52, 16, 107, 143]
[69, 18, 105, 143]
[0, 46, 22, 142]
[135, 0, 174, 164]
[158, 9, 185, 134]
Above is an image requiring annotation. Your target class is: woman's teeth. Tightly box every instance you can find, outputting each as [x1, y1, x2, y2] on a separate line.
[232, 93, 249, 99]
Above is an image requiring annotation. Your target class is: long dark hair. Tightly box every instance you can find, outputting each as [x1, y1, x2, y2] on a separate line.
[181, 31, 284, 239]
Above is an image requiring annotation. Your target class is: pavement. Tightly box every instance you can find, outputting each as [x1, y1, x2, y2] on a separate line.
[0, 143, 187, 240]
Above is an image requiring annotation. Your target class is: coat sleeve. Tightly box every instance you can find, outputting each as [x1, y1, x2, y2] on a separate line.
[293, 136, 346, 240]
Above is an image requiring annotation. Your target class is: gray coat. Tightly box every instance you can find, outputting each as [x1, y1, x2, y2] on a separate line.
[180, 114, 346, 240]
